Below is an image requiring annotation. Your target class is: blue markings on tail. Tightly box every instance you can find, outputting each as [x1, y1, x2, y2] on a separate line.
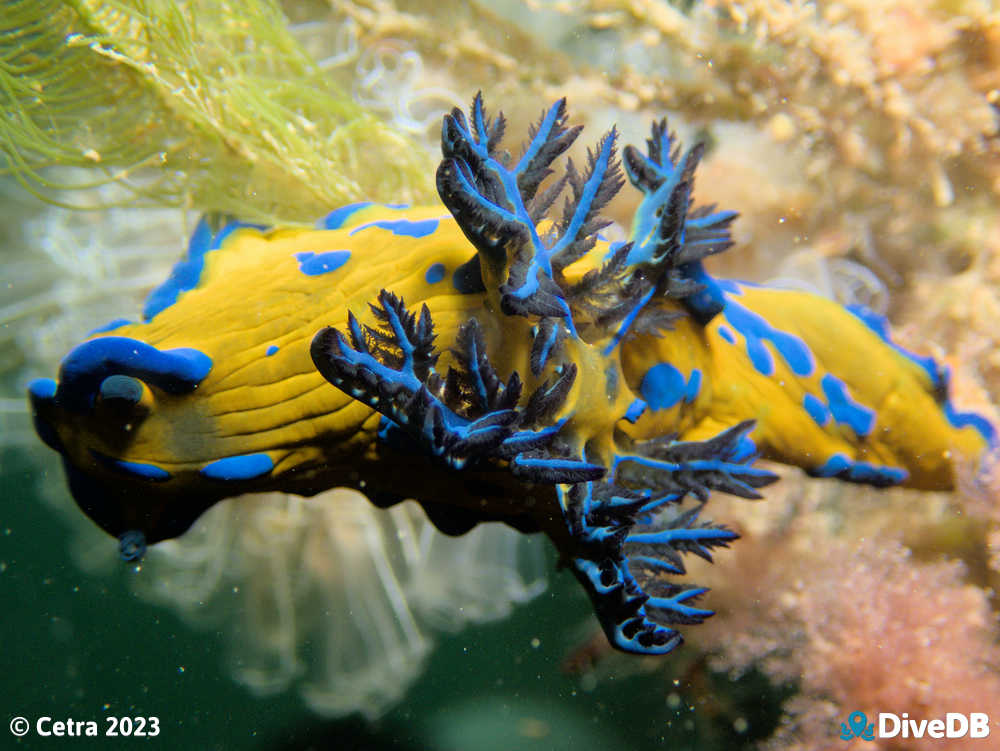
[846, 304, 944, 394]
[945, 402, 997, 445]
[803, 393, 831, 427]
[808, 453, 907, 487]
[820, 373, 875, 438]
[847, 304, 996, 446]
[722, 296, 815, 377]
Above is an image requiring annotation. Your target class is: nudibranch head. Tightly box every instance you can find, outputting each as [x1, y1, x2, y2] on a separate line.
[25, 204, 514, 547]
[28, 336, 218, 543]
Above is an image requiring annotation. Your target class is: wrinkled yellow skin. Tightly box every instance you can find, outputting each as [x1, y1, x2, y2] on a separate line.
[619, 287, 985, 490]
[34, 204, 989, 539]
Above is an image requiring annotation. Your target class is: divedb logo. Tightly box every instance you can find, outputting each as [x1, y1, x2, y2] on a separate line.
[841, 711, 991, 741]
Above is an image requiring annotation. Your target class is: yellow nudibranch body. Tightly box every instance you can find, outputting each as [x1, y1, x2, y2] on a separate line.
[30, 96, 993, 655]
[621, 284, 988, 491]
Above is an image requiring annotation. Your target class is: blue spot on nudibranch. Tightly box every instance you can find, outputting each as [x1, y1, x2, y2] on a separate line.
[28, 377, 57, 400]
[808, 453, 907, 487]
[349, 218, 440, 238]
[821, 374, 876, 438]
[199, 453, 274, 481]
[624, 399, 648, 423]
[717, 325, 736, 344]
[684, 369, 702, 403]
[425, 263, 446, 284]
[640, 363, 687, 411]
[295, 250, 352, 276]
[678, 262, 726, 324]
[88, 318, 133, 336]
[143, 217, 266, 321]
[386, 203, 411, 209]
[802, 393, 830, 427]
[323, 202, 373, 229]
[722, 298, 815, 377]
[266, 345, 279, 356]
[56, 337, 213, 413]
[91, 450, 171, 481]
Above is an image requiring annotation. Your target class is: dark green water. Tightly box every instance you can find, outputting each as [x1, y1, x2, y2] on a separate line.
[3, 445, 781, 750]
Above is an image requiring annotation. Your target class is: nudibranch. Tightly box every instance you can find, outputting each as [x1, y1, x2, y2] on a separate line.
[29, 95, 994, 655]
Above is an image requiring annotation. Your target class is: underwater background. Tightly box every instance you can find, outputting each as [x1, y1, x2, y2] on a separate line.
[3, 1, 1000, 749]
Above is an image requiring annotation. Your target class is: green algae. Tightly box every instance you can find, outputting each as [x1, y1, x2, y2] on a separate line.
[0, 0, 436, 224]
